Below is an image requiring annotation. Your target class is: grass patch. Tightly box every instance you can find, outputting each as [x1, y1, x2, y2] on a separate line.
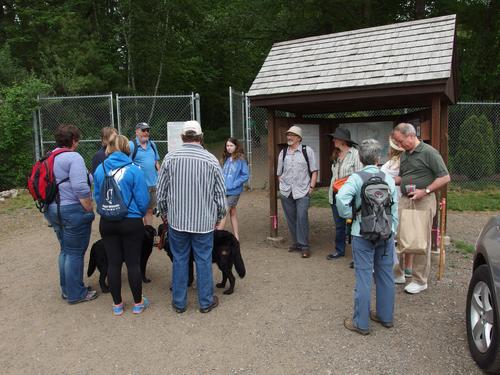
[0, 190, 35, 214]
[447, 187, 500, 211]
[453, 239, 475, 254]
[310, 188, 331, 208]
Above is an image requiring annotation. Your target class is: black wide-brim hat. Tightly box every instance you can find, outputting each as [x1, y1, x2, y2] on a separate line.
[328, 128, 358, 146]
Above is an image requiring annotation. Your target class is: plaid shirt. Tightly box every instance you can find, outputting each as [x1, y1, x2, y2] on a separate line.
[328, 147, 363, 204]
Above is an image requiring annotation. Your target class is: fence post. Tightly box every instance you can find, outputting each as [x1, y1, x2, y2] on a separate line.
[229, 87, 234, 138]
[32, 109, 40, 161]
[109, 92, 115, 128]
[244, 94, 252, 190]
[195, 93, 201, 123]
[116, 94, 122, 134]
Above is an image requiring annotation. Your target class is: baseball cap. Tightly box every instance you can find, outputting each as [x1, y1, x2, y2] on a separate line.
[182, 120, 203, 136]
[135, 122, 151, 130]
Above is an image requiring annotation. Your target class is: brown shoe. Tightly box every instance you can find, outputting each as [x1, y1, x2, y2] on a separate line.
[301, 250, 311, 258]
[370, 311, 393, 328]
[343, 318, 370, 335]
[200, 295, 219, 313]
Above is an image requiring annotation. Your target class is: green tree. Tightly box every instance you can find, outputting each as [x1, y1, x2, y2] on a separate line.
[0, 77, 51, 188]
[455, 114, 495, 180]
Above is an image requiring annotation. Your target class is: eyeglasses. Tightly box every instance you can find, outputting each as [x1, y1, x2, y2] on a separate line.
[141, 129, 150, 133]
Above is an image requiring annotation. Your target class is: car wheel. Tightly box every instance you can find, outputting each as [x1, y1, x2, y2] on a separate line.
[467, 264, 500, 373]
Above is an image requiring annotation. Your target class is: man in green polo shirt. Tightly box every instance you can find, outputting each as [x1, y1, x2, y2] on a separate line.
[392, 122, 451, 294]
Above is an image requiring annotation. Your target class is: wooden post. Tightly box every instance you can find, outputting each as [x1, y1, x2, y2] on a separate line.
[431, 95, 441, 252]
[440, 101, 449, 234]
[267, 109, 278, 238]
[437, 198, 447, 280]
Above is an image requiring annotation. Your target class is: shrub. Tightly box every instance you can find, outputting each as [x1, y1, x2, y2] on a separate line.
[0, 77, 51, 189]
[455, 114, 495, 180]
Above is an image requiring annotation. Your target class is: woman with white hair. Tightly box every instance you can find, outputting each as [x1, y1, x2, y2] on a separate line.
[336, 139, 399, 335]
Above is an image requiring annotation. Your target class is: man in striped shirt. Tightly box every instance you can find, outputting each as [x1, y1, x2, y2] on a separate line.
[157, 120, 226, 313]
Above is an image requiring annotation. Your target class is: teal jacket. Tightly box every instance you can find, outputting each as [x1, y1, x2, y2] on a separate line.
[335, 165, 399, 237]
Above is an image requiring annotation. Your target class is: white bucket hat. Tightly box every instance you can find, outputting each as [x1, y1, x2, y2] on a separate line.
[286, 125, 303, 138]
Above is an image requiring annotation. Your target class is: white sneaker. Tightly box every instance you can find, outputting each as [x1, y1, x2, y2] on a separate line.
[405, 282, 428, 294]
[394, 275, 406, 284]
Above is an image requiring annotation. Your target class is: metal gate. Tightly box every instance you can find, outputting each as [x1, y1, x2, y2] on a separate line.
[35, 93, 114, 163]
[229, 87, 270, 190]
[34, 93, 200, 168]
[229, 87, 253, 188]
[116, 94, 200, 158]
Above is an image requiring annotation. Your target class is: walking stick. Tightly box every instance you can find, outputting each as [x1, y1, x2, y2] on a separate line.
[437, 198, 446, 280]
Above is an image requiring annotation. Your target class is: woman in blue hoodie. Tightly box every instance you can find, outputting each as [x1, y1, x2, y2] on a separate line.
[217, 138, 249, 240]
[93, 134, 150, 316]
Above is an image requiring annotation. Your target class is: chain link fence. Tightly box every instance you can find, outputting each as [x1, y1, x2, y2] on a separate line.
[35, 94, 114, 170]
[31, 93, 199, 176]
[245, 101, 500, 190]
[116, 94, 199, 159]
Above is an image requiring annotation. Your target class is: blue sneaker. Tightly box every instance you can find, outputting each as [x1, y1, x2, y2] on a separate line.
[113, 302, 124, 316]
[132, 297, 150, 314]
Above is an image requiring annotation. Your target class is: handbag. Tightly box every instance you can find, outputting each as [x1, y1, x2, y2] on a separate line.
[332, 176, 349, 193]
[397, 201, 432, 255]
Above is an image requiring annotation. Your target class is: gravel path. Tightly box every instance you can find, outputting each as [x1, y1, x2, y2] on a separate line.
[0, 191, 492, 374]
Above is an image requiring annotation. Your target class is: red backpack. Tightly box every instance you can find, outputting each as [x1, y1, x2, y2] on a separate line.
[28, 148, 71, 212]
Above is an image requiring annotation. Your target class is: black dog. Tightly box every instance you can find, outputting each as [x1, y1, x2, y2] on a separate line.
[158, 224, 246, 295]
[87, 225, 157, 293]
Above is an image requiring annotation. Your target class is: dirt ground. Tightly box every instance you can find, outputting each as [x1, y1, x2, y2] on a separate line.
[0, 190, 494, 374]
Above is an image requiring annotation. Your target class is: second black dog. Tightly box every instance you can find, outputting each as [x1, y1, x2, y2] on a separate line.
[158, 224, 246, 295]
[87, 224, 157, 293]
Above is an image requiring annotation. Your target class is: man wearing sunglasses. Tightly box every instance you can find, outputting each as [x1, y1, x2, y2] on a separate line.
[129, 122, 161, 225]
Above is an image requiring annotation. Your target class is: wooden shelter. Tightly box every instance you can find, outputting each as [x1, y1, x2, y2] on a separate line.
[247, 15, 458, 237]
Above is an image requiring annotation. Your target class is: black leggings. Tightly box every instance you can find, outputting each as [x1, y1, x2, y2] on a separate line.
[99, 218, 145, 305]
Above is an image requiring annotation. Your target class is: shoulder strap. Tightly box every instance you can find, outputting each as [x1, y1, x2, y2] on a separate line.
[131, 139, 139, 161]
[111, 162, 132, 177]
[302, 145, 311, 175]
[150, 140, 159, 159]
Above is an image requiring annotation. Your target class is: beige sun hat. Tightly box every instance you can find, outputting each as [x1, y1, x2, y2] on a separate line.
[286, 125, 303, 138]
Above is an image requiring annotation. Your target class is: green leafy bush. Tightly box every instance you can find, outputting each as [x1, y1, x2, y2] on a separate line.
[455, 115, 495, 180]
[0, 77, 51, 189]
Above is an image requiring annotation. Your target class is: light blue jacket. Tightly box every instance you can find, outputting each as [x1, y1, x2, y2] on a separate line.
[93, 151, 150, 218]
[222, 157, 249, 196]
[335, 165, 399, 237]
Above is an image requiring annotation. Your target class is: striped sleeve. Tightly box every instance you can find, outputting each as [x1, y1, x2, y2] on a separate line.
[156, 156, 170, 220]
[213, 163, 227, 222]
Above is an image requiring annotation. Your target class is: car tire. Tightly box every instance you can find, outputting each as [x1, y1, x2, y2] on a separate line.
[466, 264, 500, 373]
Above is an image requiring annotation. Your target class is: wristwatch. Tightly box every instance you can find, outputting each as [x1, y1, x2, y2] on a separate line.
[425, 187, 431, 194]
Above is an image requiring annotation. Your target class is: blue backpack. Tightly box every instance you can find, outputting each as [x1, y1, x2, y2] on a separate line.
[96, 162, 132, 221]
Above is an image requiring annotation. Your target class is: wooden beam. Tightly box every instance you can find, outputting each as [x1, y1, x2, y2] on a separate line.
[431, 95, 441, 151]
[431, 95, 441, 251]
[267, 109, 278, 237]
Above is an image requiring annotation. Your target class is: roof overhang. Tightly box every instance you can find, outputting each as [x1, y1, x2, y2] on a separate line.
[249, 78, 456, 114]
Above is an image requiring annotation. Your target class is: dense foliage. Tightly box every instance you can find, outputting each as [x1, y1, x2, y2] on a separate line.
[0, 0, 498, 188]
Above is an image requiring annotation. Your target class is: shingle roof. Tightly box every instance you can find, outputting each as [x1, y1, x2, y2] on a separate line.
[248, 15, 456, 97]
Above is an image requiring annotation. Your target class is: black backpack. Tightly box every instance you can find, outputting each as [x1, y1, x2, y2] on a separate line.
[355, 170, 393, 242]
[280, 145, 312, 176]
[96, 162, 132, 221]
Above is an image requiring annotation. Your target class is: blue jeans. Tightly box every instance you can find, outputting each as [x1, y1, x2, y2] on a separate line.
[280, 193, 310, 249]
[331, 203, 346, 255]
[351, 235, 395, 330]
[44, 204, 95, 302]
[168, 226, 214, 309]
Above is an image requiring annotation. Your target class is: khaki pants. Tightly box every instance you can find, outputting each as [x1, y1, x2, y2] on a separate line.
[394, 193, 436, 285]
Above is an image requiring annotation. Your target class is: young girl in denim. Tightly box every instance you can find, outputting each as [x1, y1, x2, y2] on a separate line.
[217, 138, 249, 241]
